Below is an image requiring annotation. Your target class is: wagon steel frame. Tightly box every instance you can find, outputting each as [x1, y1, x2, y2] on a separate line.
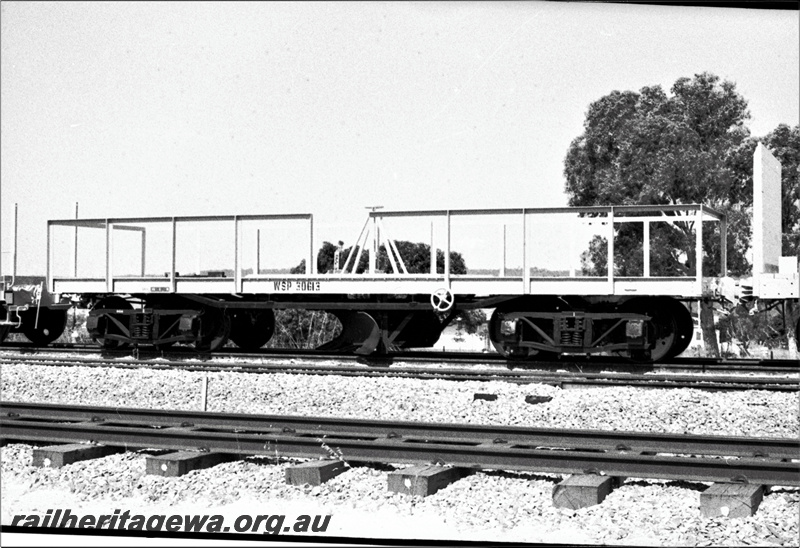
[47, 204, 726, 301]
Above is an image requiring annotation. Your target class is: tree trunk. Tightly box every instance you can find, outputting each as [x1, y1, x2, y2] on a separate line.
[786, 299, 799, 359]
[700, 300, 720, 358]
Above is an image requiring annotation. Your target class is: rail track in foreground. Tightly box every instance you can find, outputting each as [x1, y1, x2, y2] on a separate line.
[1, 350, 797, 392]
[2, 402, 799, 486]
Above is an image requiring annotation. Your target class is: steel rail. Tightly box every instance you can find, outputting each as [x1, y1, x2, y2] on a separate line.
[2, 403, 797, 486]
[1, 354, 796, 392]
[3, 402, 799, 460]
[1, 343, 797, 374]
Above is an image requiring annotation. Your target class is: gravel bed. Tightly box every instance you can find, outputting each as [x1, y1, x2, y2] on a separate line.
[1, 363, 797, 437]
[1, 363, 798, 545]
[2, 444, 798, 545]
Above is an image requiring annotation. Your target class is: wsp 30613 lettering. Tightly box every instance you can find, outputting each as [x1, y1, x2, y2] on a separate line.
[273, 280, 321, 291]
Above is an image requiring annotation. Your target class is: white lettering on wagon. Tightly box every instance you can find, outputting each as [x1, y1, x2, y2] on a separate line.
[273, 280, 321, 291]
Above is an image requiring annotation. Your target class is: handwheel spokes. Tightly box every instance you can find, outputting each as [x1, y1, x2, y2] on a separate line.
[431, 288, 454, 312]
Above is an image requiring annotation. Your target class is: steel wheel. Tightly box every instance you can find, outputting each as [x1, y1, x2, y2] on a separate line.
[194, 308, 231, 352]
[488, 297, 566, 360]
[621, 297, 679, 362]
[663, 298, 694, 359]
[796, 316, 799, 351]
[230, 310, 275, 350]
[22, 307, 68, 346]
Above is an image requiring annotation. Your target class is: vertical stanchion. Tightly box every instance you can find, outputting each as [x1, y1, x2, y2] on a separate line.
[501, 224, 506, 278]
[643, 220, 650, 278]
[366, 206, 383, 274]
[233, 216, 240, 292]
[370, 215, 377, 274]
[720, 216, 727, 277]
[608, 208, 615, 290]
[105, 219, 112, 293]
[430, 222, 435, 275]
[696, 207, 703, 293]
[46, 221, 51, 292]
[522, 209, 529, 294]
[170, 218, 177, 293]
[445, 210, 451, 286]
[309, 214, 315, 275]
[140, 228, 146, 276]
[13, 203, 18, 281]
[74, 202, 79, 277]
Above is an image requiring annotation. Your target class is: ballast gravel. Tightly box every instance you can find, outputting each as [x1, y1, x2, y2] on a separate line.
[1, 363, 798, 437]
[1, 362, 799, 545]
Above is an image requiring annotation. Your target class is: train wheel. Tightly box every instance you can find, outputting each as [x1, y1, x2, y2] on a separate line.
[22, 308, 68, 346]
[489, 298, 564, 360]
[489, 308, 529, 359]
[230, 310, 275, 350]
[0, 306, 9, 344]
[380, 310, 444, 349]
[92, 297, 133, 350]
[317, 310, 381, 355]
[194, 308, 231, 351]
[663, 299, 694, 359]
[796, 316, 799, 351]
[621, 297, 679, 362]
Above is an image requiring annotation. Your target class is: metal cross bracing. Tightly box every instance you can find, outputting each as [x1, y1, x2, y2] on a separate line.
[2, 402, 798, 486]
[47, 204, 727, 301]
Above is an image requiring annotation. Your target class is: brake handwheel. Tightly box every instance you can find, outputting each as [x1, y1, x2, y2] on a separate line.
[430, 288, 454, 312]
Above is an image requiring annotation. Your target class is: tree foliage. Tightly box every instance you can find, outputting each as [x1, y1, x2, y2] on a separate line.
[564, 73, 799, 356]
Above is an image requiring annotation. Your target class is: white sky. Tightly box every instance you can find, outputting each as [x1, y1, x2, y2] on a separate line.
[1, 1, 798, 275]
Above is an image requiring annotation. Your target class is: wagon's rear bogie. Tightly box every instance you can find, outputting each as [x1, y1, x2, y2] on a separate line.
[487, 295, 694, 362]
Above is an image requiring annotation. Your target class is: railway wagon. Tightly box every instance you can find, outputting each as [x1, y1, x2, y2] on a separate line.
[0, 276, 71, 346]
[2, 144, 798, 360]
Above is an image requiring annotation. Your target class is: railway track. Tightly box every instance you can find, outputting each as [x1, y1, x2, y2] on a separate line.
[1, 349, 797, 392]
[2, 401, 798, 486]
[2, 341, 797, 373]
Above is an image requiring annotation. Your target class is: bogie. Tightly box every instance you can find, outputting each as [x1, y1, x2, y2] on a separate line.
[488, 296, 690, 363]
